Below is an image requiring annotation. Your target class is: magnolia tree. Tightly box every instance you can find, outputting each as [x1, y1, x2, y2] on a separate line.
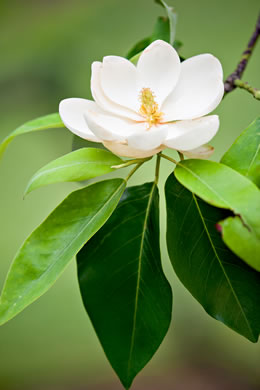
[0, 1, 260, 388]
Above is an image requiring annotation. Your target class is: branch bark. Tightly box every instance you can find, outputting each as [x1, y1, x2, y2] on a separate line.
[224, 14, 260, 98]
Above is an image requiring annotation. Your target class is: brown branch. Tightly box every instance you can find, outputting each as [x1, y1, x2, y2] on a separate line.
[224, 14, 260, 95]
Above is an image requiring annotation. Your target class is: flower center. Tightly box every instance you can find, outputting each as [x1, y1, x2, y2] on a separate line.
[139, 88, 163, 128]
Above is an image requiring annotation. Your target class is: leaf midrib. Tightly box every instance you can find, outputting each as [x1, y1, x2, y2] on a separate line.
[30, 161, 115, 180]
[192, 194, 254, 340]
[177, 164, 252, 230]
[127, 182, 156, 381]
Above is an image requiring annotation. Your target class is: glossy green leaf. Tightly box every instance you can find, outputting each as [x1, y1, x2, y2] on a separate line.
[0, 113, 64, 160]
[25, 148, 122, 195]
[221, 117, 260, 187]
[174, 159, 260, 270]
[165, 173, 260, 342]
[155, 0, 177, 45]
[77, 183, 172, 389]
[219, 216, 260, 269]
[0, 179, 126, 326]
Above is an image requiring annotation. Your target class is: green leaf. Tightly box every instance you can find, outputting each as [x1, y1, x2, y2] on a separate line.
[127, 16, 171, 60]
[77, 183, 172, 389]
[151, 16, 170, 42]
[174, 159, 260, 270]
[219, 216, 260, 269]
[155, 0, 177, 45]
[25, 148, 122, 195]
[221, 117, 260, 188]
[165, 173, 260, 342]
[0, 179, 126, 326]
[126, 37, 151, 60]
[0, 113, 64, 161]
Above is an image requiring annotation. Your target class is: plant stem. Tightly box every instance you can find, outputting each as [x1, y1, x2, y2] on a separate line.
[112, 156, 152, 169]
[234, 79, 260, 100]
[125, 162, 143, 182]
[178, 151, 184, 161]
[224, 14, 260, 97]
[161, 153, 179, 165]
[154, 153, 161, 184]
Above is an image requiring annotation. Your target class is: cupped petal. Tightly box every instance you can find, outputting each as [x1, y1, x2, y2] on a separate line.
[100, 56, 139, 112]
[103, 141, 163, 158]
[164, 115, 219, 151]
[181, 144, 214, 159]
[137, 40, 180, 107]
[162, 54, 224, 121]
[127, 124, 168, 151]
[85, 109, 143, 142]
[59, 98, 100, 142]
[91, 62, 141, 121]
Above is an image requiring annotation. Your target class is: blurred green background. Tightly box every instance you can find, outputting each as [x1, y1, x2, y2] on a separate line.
[0, 0, 260, 389]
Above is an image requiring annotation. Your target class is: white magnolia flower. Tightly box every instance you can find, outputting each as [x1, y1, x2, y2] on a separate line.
[59, 40, 224, 158]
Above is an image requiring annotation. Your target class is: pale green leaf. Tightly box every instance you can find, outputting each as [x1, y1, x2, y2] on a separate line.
[0, 113, 64, 160]
[25, 148, 122, 195]
[0, 179, 126, 326]
[221, 117, 260, 188]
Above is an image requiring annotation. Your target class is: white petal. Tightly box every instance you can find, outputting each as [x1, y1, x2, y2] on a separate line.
[103, 141, 163, 158]
[127, 124, 168, 151]
[162, 54, 224, 121]
[164, 115, 219, 151]
[100, 56, 139, 112]
[91, 62, 141, 121]
[181, 144, 214, 159]
[59, 98, 100, 142]
[85, 109, 142, 142]
[137, 40, 180, 107]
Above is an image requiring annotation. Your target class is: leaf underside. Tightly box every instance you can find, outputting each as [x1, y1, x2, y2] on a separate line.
[77, 182, 172, 389]
[165, 173, 260, 342]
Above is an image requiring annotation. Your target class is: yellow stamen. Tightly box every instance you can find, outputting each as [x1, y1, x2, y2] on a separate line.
[139, 88, 163, 128]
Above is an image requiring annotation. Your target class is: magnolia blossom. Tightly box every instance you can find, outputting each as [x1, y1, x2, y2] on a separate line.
[59, 40, 224, 158]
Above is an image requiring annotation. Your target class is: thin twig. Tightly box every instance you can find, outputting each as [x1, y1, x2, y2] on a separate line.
[154, 153, 161, 184]
[161, 153, 178, 165]
[125, 162, 144, 181]
[234, 79, 260, 100]
[224, 14, 260, 96]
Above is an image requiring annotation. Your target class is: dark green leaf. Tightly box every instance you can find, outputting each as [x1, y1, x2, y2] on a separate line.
[25, 148, 122, 195]
[126, 37, 151, 60]
[0, 113, 64, 160]
[127, 16, 171, 60]
[77, 183, 172, 389]
[165, 173, 260, 342]
[155, 0, 177, 44]
[151, 16, 170, 42]
[174, 159, 260, 270]
[0, 179, 126, 326]
[221, 117, 260, 188]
